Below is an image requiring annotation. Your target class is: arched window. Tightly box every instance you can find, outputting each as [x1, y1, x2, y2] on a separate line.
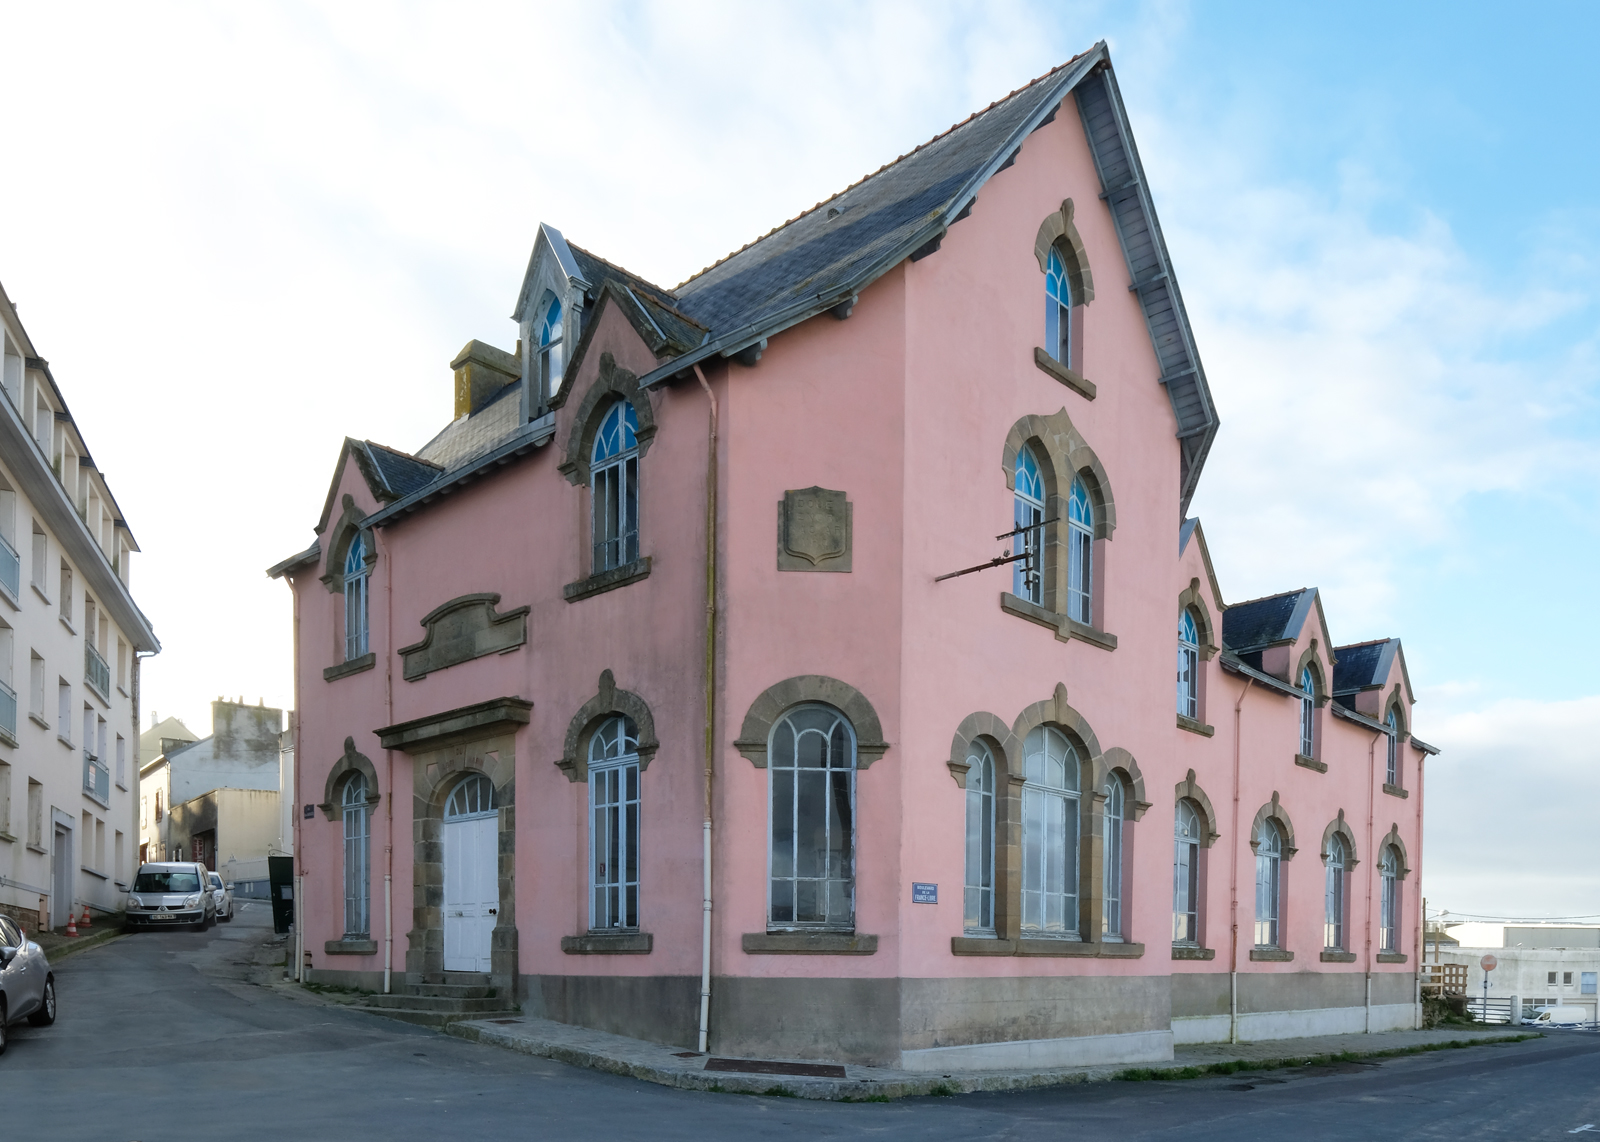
[1380, 845, 1401, 952]
[1021, 725, 1079, 937]
[1067, 476, 1093, 625]
[963, 741, 996, 934]
[591, 400, 640, 573]
[1254, 819, 1282, 948]
[344, 534, 369, 662]
[1013, 447, 1046, 604]
[588, 716, 640, 930]
[341, 773, 371, 938]
[1299, 667, 1316, 759]
[1324, 833, 1346, 949]
[1173, 800, 1201, 945]
[1177, 610, 1200, 719]
[768, 705, 855, 930]
[537, 295, 564, 401]
[1385, 709, 1399, 787]
[444, 772, 496, 821]
[1045, 247, 1071, 365]
[1102, 776, 1125, 940]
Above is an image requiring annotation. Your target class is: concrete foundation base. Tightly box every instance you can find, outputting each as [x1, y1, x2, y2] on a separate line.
[899, 1028, 1174, 1072]
[1173, 1002, 1420, 1044]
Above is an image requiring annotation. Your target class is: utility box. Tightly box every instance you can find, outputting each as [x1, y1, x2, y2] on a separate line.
[268, 855, 294, 935]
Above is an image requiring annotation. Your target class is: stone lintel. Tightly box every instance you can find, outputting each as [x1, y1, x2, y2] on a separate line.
[377, 696, 533, 753]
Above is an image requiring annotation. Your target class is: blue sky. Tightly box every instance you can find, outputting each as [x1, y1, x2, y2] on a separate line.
[0, 1, 1591, 916]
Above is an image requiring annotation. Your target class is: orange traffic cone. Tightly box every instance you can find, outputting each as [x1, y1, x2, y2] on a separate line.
[80, 906, 92, 929]
[65, 910, 78, 938]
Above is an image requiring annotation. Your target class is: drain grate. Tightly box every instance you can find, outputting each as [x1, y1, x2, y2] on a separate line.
[704, 1058, 847, 1079]
[489, 1018, 524, 1025]
[673, 1051, 703, 1058]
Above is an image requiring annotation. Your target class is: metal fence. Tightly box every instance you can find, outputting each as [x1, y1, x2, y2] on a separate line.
[1466, 997, 1515, 1024]
[82, 749, 109, 805]
[85, 642, 110, 700]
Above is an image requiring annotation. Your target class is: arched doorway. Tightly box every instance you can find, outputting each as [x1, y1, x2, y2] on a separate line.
[442, 773, 497, 972]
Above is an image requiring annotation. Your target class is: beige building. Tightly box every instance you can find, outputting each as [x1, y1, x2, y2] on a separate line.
[0, 279, 159, 930]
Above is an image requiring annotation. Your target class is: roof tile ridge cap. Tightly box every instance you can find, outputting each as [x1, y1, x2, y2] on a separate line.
[1332, 637, 1393, 651]
[364, 439, 444, 470]
[565, 240, 680, 302]
[1224, 587, 1312, 609]
[672, 51, 1090, 291]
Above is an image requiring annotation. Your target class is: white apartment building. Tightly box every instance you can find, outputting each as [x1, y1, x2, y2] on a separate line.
[1437, 924, 1600, 1021]
[0, 280, 159, 930]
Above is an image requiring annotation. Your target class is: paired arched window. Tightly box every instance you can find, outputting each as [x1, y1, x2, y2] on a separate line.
[1386, 709, 1399, 786]
[963, 741, 996, 934]
[1177, 610, 1200, 718]
[768, 705, 856, 930]
[1299, 668, 1316, 758]
[1173, 800, 1201, 945]
[1254, 819, 1283, 948]
[1102, 776, 1125, 940]
[1324, 833, 1347, 950]
[344, 534, 369, 662]
[1380, 845, 1401, 951]
[1013, 447, 1046, 604]
[1045, 247, 1072, 366]
[537, 295, 564, 401]
[591, 400, 640, 573]
[588, 716, 640, 930]
[1020, 725, 1079, 936]
[1067, 476, 1093, 625]
[341, 773, 371, 938]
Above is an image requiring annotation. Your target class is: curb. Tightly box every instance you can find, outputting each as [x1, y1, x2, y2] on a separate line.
[43, 927, 127, 965]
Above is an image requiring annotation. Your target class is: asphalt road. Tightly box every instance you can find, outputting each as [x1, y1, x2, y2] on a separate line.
[6, 904, 1600, 1141]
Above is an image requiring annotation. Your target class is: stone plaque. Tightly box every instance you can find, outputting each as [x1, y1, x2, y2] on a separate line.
[777, 487, 852, 572]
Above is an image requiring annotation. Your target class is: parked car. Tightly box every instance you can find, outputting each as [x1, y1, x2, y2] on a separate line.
[124, 862, 216, 931]
[1525, 1005, 1590, 1027]
[0, 913, 55, 1055]
[207, 872, 234, 922]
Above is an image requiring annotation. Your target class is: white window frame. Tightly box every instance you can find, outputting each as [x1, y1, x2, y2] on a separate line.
[1379, 845, 1400, 952]
[587, 717, 640, 932]
[1067, 476, 1093, 625]
[963, 741, 996, 935]
[1012, 447, 1045, 605]
[1045, 246, 1071, 365]
[342, 773, 371, 938]
[343, 534, 369, 662]
[1020, 725, 1079, 938]
[537, 294, 564, 402]
[1324, 833, 1346, 949]
[1254, 820, 1282, 948]
[1385, 709, 1399, 786]
[1177, 610, 1199, 718]
[766, 704, 856, 932]
[590, 401, 640, 574]
[1299, 667, 1315, 758]
[1173, 799, 1201, 945]
[1102, 776, 1124, 940]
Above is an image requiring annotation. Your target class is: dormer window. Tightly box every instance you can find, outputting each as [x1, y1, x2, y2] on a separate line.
[1385, 709, 1399, 786]
[1299, 667, 1315, 758]
[1045, 248, 1071, 365]
[537, 296, 564, 402]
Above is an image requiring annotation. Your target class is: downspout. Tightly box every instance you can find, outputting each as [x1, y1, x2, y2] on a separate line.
[1413, 742, 1425, 1028]
[1364, 727, 1380, 1034]
[285, 575, 305, 984]
[693, 364, 718, 1055]
[374, 527, 396, 996]
[1229, 673, 1252, 1044]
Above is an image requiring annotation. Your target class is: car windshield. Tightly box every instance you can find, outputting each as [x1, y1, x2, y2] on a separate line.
[133, 870, 201, 893]
[209, 875, 223, 888]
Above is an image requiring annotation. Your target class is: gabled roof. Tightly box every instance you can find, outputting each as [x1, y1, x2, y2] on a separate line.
[1332, 638, 1398, 695]
[1222, 588, 1318, 654]
[314, 437, 443, 536]
[568, 244, 706, 356]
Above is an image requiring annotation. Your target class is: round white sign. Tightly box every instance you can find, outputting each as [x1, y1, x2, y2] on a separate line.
[1480, 954, 1497, 971]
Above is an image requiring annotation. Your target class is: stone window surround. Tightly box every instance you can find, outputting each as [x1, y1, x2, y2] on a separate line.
[318, 738, 380, 954]
[946, 684, 1149, 959]
[1382, 685, 1411, 795]
[1172, 769, 1220, 957]
[1293, 641, 1330, 766]
[556, 352, 659, 489]
[1177, 578, 1219, 729]
[319, 494, 375, 596]
[1319, 809, 1360, 955]
[556, 668, 660, 784]
[1249, 792, 1297, 954]
[1033, 198, 1096, 396]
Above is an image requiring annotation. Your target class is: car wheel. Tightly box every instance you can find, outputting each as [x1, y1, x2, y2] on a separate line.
[28, 978, 55, 1027]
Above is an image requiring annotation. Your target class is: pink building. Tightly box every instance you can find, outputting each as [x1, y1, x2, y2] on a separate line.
[269, 43, 1436, 1069]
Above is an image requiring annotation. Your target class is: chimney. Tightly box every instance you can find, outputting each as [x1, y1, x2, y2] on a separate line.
[452, 340, 521, 418]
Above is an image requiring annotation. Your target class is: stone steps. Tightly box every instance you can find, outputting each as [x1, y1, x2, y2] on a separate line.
[363, 993, 509, 1013]
[350, 972, 515, 1028]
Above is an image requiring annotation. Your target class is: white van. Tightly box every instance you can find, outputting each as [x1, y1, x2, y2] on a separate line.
[1525, 1005, 1590, 1026]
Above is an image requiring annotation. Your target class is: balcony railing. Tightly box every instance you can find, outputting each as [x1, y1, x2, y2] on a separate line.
[0, 530, 18, 604]
[85, 642, 110, 701]
[0, 677, 15, 745]
[83, 749, 109, 805]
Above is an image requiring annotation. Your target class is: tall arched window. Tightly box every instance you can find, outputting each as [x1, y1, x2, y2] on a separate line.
[963, 741, 996, 935]
[591, 400, 640, 573]
[1254, 819, 1282, 948]
[344, 534, 369, 661]
[1173, 800, 1201, 945]
[1045, 247, 1071, 365]
[537, 295, 564, 401]
[1102, 776, 1125, 940]
[1021, 725, 1079, 937]
[341, 773, 371, 939]
[1380, 845, 1400, 951]
[1324, 833, 1346, 949]
[1013, 447, 1046, 604]
[768, 705, 855, 930]
[1385, 710, 1399, 786]
[1177, 610, 1200, 718]
[1067, 476, 1093, 625]
[1299, 668, 1316, 758]
[589, 716, 640, 930]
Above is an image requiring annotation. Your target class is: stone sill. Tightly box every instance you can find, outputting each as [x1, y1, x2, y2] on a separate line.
[951, 936, 1142, 959]
[1377, 952, 1408, 964]
[1058, 616, 1117, 651]
[1249, 948, 1294, 962]
[118, 685, 130, 698]
[1177, 715, 1214, 738]
[1172, 945, 1216, 960]
[29, 713, 50, 731]
[1033, 346, 1097, 400]
[1000, 592, 1059, 633]
[57, 733, 74, 750]
[562, 931, 653, 954]
[564, 557, 651, 603]
[59, 614, 77, 636]
[1294, 753, 1328, 773]
[81, 865, 108, 880]
[0, 726, 14, 748]
[743, 931, 877, 955]
[31, 583, 51, 607]
[324, 652, 376, 682]
[0, 580, 16, 611]
[1382, 783, 1409, 799]
[1320, 950, 1358, 963]
[325, 938, 378, 956]
[26, 842, 46, 855]
[0, 831, 14, 844]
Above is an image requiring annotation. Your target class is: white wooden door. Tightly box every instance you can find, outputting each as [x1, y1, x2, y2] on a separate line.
[442, 815, 497, 972]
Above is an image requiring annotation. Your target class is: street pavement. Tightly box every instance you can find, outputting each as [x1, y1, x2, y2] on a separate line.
[7, 903, 1600, 1141]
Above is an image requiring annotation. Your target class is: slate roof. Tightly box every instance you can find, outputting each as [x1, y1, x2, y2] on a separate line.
[416, 383, 525, 473]
[363, 441, 442, 498]
[1221, 589, 1316, 654]
[568, 244, 706, 355]
[1332, 638, 1398, 695]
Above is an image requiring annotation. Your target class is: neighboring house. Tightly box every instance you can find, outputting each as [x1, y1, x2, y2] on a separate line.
[1438, 924, 1600, 1021]
[0, 279, 160, 931]
[135, 713, 198, 864]
[270, 44, 1436, 1069]
[138, 699, 283, 885]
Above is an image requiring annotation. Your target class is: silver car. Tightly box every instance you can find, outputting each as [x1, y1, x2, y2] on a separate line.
[0, 913, 55, 1055]
[207, 872, 234, 922]
[124, 862, 216, 931]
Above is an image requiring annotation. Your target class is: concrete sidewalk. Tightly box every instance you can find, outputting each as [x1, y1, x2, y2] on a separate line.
[443, 1016, 1536, 1101]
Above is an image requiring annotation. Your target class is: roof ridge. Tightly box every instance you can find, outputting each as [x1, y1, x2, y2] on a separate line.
[1224, 587, 1312, 609]
[1332, 637, 1394, 650]
[673, 50, 1091, 290]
